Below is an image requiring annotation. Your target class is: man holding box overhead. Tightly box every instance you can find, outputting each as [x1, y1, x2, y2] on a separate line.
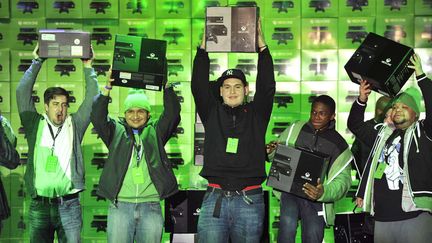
[348, 54, 432, 243]
[191, 19, 275, 243]
[16, 45, 98, 242]
[90, 70, 180, 242]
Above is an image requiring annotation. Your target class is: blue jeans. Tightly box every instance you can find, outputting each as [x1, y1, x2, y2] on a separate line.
[277, 192, 325, 243]
[197, 189, 265, 243]
[29, 197, 82, 243]
[107, 201, 163, 243]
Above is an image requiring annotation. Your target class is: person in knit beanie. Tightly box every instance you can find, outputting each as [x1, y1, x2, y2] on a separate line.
[123, 89, 152, 113]
[91, 70, 180, 243]
[122, 89, 152, 129]
[349, 53, 432, 243]
[389, 86, 422, 128]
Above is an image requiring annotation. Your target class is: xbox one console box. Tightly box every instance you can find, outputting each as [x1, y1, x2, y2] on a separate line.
[205, 6, 259, 53]
[267, 145, 330, 199]
[344, 32, 414, 97]
[39, 29, 91, 59]
[111, 34, 167, 91]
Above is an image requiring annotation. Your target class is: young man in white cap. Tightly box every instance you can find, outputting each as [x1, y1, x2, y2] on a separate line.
[90, 76, 180, 242]
[191, 21, 275, 243]
[348, 54, 432, 243]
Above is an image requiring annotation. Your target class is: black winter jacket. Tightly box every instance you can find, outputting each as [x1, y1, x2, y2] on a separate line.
[91, 88, 180, 203]
[191, 47, 276, 190]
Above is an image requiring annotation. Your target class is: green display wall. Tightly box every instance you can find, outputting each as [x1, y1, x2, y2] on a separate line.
[0, 0, 431, 242]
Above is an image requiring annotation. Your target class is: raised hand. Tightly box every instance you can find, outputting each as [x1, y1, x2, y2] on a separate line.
[359, 79, 372, 103]
[407, 53, 425, 77]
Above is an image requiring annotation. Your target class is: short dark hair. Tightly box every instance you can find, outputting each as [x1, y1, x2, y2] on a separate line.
[312, 95, 336, 114]
[44, 87, 70, 105]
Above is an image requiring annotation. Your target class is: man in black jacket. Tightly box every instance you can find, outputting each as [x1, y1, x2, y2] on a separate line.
[0, 115, 20, 234]
[351, 95, 391, 175]
[348, 54, 432, 243]
[91, 73, 180, 243]
[191, 21, 275, 243]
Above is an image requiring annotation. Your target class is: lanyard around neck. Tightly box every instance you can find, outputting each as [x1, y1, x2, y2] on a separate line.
[47, 122, 63, 151]
[132, 131, 143, 165]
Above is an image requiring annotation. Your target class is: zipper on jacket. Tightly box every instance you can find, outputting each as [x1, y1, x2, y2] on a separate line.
[233, 114, 236, 128]
[114, 132, 135, 203]
[313, 129, 319, 151]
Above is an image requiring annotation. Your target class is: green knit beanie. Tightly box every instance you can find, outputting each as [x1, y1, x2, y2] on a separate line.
[123, 89, 151, 113]
[394, 87, 421, 116]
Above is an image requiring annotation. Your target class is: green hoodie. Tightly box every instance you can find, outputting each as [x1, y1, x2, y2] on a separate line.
[271, 121, 352, 225]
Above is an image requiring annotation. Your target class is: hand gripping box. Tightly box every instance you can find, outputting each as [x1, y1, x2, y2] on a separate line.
[267, 145, 330, 199]
[111, 34, 167, 91]
[39, 29, 91, 59]
[205, 6, 259, 53]
[344, 32, 414, 97]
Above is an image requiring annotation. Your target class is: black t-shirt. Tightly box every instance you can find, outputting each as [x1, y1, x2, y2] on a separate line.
[373, 130, 421, 221]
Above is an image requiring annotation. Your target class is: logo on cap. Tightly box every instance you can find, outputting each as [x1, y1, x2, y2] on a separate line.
[226, 69, 233, 75]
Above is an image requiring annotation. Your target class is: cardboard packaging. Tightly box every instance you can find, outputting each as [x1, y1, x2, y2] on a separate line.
[205, 6, 258, 52]
[111, 34, 167, 91]
[39, 30, 91, 59]
[267, 145, 329, 199]
[344, 32, 414, 97]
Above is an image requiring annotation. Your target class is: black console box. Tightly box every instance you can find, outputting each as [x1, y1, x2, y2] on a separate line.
[344, 32, 414, 97]
[39, 29, 91, 59]
[111, 34, 167, 91]
[206, 6, 259, 52]
[267, 145, 329, 199]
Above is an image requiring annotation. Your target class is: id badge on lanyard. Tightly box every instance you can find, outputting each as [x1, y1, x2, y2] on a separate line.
[226, 137, 239, 154]
[46, 123, 62, 173]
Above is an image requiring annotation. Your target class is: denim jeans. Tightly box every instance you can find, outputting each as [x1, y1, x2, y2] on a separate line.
[197, 189, 265, 243]
[277, 192, 325, 243]
[29, 197, 82, 243]
[107, 201, 163, 243]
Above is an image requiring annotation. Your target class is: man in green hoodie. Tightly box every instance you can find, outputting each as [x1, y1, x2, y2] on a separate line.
[267, 95, 352, 243]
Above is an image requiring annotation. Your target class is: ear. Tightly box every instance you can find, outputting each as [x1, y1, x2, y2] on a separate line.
[330, 113, 336, 120]
[244, 85, 249, 95]
[44, 103, 49, 113]
[220, 86, 223, 97]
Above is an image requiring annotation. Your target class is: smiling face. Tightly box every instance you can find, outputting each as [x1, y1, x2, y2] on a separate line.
[125, 108, 150, 129]
[44, 95, 68, 126]
[220, 78, 249, 108]
[309, 102, 335, 130]
[391, 102, 417, 130]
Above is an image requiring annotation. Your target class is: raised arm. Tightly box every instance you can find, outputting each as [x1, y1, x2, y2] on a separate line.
[409, 54, 432, 137]
[157, 86, 181, 144]
[347, 80, 379, 147]
[253, 19, 276, 122]
[74, 48, 100, 137]
[16, 45, 43, 114]
[191, 32, 216, 123]
[90, 72, 116, 147]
